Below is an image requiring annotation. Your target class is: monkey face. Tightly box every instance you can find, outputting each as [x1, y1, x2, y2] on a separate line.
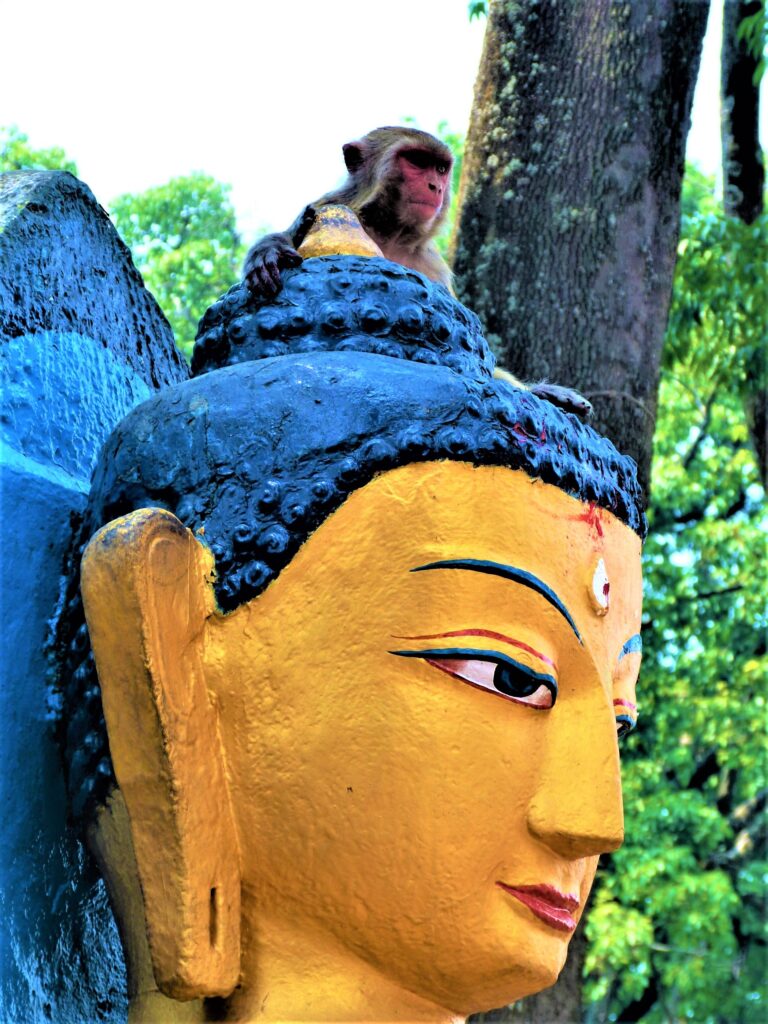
[206, 461, 642, 1014]
[395, 148, 451, 222]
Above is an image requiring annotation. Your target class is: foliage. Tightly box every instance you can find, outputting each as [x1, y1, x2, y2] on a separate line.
[109, 174, 245, 360]
[669, 164, 767, 408]
[434, 120, 465, 260]
[468, 0, 488, 21]
[583, 165, 767, 1023]
[0, 125, 77, 174]
[737, 0, 767, 84]
[1, 127, 242, 361]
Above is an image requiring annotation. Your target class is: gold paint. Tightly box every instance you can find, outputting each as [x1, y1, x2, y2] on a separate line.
[81, 509, 241, 1001]
[88, 794, 204, 1023]
[83, 463, 642, 1022]
[296, 204, 384, 259]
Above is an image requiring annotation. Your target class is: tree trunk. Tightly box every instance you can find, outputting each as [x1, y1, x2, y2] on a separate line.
[452, 0, 710, 494]
[456, 2, 710, 1021]
[721, 0, 766, 486]
[721, 0, 765, 223]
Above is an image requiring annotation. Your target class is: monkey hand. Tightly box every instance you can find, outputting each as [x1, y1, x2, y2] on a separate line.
[528, 383, 593, 420]
[243, 234, 303, 298]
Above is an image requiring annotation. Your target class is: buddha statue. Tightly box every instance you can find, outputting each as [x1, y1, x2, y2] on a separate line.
[55, 239, 644, 1023]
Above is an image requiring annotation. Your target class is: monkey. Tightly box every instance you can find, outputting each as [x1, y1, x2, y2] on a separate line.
[244, 126, 453, 298]
[243, 126, 592, 419]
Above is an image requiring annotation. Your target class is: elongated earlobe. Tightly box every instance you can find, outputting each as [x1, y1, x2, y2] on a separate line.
[81, 508, 240, 999]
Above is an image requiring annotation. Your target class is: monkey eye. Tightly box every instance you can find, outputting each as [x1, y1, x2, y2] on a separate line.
[401, 149, 432, 170]
[436, 162, 449, 175]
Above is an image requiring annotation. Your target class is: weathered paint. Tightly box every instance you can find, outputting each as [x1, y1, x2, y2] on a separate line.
[81, 462, 642, 1021]
[1, 331, 152, 485]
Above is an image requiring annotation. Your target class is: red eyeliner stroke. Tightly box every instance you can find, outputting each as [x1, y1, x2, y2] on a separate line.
[392, 629, 558, 671]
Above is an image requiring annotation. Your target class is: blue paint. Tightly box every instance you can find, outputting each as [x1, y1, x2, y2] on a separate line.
[0, 461, 126, 1024]
[411, 560, 584, 644]
[192, 255, 496, 380]
[619, 633, 643, 660]
[1, 331, 152, 484]
[1, 171, 187, 1024]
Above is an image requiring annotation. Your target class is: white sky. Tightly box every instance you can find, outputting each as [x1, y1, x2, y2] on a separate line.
[1, 1, 764, 242]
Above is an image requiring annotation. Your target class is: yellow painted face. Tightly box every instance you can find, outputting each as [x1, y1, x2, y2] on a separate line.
[206, 461, 642, 1013]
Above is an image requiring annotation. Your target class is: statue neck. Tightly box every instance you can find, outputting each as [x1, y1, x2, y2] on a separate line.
[221, 904, 465, 1023]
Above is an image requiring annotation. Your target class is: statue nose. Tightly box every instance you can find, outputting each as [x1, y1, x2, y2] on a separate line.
[527, 795, 624, 858]
[526, 702, 625, 858]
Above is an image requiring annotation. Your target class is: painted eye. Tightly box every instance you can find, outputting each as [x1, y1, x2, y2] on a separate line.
[390, 648, 557, 709]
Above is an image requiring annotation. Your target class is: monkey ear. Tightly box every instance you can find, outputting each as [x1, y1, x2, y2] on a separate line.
[342, 141, 366, 172]
[81, 508, 240, 1000]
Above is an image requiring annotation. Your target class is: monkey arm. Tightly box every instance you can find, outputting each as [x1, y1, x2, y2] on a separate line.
[286, 205, 318, 248]
[242, 205, 318, 298]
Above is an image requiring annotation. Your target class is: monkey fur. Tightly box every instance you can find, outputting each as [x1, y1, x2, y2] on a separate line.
[243, 126, 591, 419]
[244, 126, 453, 298]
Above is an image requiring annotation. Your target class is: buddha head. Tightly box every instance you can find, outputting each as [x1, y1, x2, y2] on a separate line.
[57, 256, 644, 1022]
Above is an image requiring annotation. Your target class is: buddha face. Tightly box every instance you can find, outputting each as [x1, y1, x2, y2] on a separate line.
[205, 461, 642, 1014]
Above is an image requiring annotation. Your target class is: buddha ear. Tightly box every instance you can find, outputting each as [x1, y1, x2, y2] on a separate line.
[81, 508, 240, 1000]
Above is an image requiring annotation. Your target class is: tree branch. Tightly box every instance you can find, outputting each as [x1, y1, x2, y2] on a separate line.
[692, 584, 744, 600]
[682, 390, 717, 470]
[584, 390, 656, 421]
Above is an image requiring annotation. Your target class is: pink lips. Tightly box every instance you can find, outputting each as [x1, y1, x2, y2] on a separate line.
[496, 882, 580, 933]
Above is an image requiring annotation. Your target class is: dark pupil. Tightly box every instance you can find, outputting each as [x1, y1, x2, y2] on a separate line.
[436, 162, 447, 174]
[493, 662, 541, 699]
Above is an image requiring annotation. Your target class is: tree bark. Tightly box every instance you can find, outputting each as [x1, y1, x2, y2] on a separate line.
[452, 0, 710, 494]
[721, 0, 766, 486]
[721, 0, 765, 223]
[456, 3, 710, 1021]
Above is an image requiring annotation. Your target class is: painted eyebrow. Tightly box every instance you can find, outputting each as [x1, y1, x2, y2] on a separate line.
[619, 634, 642, 661]
[410, 559, 583, 644]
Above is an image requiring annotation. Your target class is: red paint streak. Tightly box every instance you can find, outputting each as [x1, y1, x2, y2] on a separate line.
[496, 882, 579, 933]
[613, 698, 637, 712]
[392, 630, 557, 671]
[576, 501, 604, 538]
[512, 422, 545, 445]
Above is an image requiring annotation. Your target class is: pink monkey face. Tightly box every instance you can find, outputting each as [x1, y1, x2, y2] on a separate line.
[396, 148, 451, 220]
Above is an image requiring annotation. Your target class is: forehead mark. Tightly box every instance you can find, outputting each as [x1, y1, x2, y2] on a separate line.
[576, 501, 605, 538]
[410, 559, 583, 645]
